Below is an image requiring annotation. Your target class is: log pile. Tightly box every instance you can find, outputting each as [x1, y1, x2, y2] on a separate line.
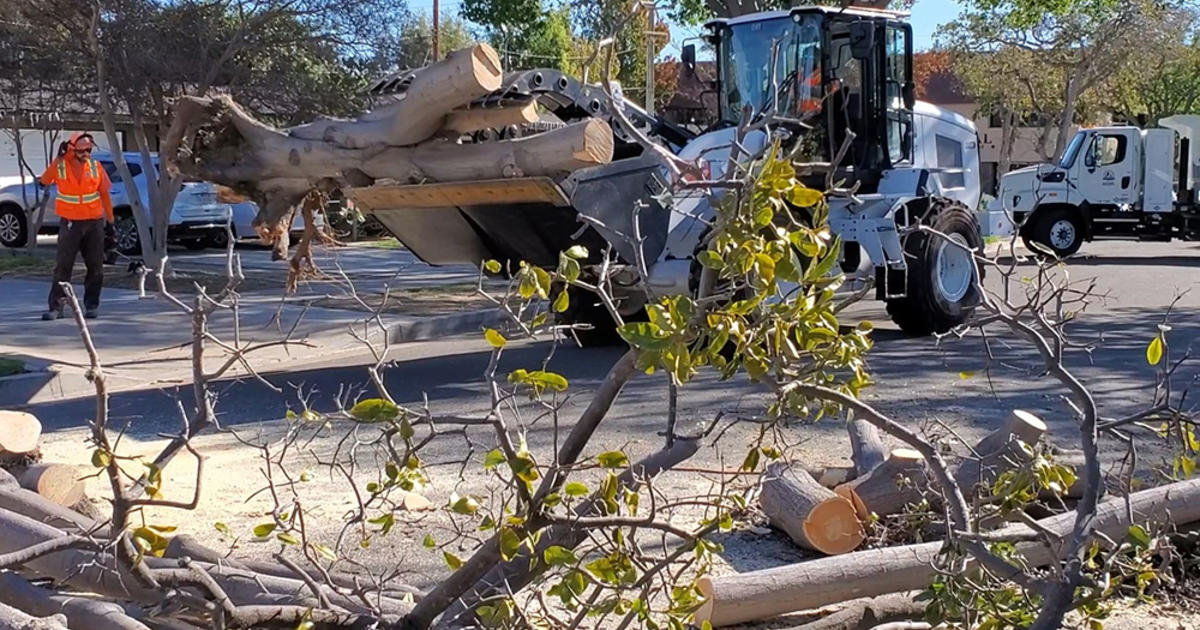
[730, 409, 1168, 627]
[169, 42, 616, 245]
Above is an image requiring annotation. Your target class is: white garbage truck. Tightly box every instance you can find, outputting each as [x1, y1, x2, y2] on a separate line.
[996, 115, 1200, 257]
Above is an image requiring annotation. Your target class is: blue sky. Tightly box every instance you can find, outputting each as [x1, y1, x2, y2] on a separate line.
[910, 0, 964, 50]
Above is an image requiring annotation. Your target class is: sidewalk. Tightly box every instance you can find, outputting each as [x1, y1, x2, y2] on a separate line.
[0, 278, 503, 407]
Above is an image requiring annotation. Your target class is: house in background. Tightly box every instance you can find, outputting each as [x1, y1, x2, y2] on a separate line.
[914, 52, 1078, 197]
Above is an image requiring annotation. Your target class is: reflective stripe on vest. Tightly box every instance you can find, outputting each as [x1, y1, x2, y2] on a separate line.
[57, 192, 102, 204]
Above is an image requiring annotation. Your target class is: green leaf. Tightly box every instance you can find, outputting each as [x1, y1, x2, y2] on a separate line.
[443, 550, 463, 569]
[449, 493, 479, 515]
[1128, 524, 1151, 549]
[314, 543, 337, 561]
[564, 481, 589, 497]
[349, 398, 401, 423]
[484, 259, 502, 273]
[91, 449, 111, 468]
[617, 322, 671, 350]
[959, 370, 977, 380]
[483, 449, 506, 470]
[253, 523, 277, 538]
[696, 249, 724, 270]
[276, 532, 300, 545]
[485, 328, 507, 349]
[423, 533, 436, 549]
[214, 522, 232, 536]
[565, 245, 589, 259]
[1147, 335, 1164, 366]
[740, 447, 761, 472]
[788, 186, 823, 207]
[499, 527, 522, 561]
[596, 451, 629, 469]
[553, 290, 570, 313]
[543, 545, 577, 566]
[368, 512, 395, 535]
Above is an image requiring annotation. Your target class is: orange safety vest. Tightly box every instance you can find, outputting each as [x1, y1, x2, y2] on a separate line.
[54, 158, 105, 220]
[799, 71, 822, 114]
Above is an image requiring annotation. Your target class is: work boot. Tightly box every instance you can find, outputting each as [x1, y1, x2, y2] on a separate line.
[41, 309, 62, 321]
[84, 308, 99, 320]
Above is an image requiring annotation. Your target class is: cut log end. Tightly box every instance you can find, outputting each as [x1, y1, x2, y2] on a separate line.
[573, 119, 615, 165]
[466, 43, 503, 92]
[801, 497, 865, 555]
[0, 411, 42, 456]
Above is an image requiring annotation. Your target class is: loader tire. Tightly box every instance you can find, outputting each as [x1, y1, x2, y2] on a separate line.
[554, 285, 625, 347]
[886, 200, 983, 336]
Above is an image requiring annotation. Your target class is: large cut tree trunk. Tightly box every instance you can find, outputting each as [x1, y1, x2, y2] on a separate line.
[695, 477, 1200, 627]
[760, 463, 864, 555]
[169, 43, 616, 247]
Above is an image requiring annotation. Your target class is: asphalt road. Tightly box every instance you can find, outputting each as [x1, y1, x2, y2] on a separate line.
[28, 239, 1200, 456]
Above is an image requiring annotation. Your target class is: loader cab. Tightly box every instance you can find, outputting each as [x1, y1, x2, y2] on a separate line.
[696, 6, 915, 192]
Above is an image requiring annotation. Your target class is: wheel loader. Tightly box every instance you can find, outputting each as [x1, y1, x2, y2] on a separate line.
[351, 5, 985, 344]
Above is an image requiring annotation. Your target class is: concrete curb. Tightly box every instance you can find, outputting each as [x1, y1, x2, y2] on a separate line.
[388, 308, 511, 343]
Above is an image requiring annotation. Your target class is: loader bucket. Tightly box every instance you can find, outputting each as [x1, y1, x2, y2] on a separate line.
[351, 154, 671, 270]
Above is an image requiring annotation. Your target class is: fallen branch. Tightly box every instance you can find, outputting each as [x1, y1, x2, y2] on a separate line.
[696, 476, 1200, 626]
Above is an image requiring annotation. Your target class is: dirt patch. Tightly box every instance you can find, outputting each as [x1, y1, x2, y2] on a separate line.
[310, 285, 493, 316]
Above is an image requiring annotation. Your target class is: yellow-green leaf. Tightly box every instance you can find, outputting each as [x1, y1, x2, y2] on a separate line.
[565, 245, 589, 259]
[564, 481, 589, 497]
[553, 290, 570, 313]
[959, 370, 977, 380]
[443, 551, 463, 569]
[485, 328, 507, 349]
[349, 398, 401, 423]
[253, 523, 277, 538]
[277, 532, 300, 545]
[1147, 335, 1164, 366]
[499, 527, 522, 561]
[543, 545, 577, 566]
[484, 259, 502, 273]
[788, 186, 823, 207]
[596, 451, 629, 468]
[91, 449, 111, 468]
[423, 533, 436, 549]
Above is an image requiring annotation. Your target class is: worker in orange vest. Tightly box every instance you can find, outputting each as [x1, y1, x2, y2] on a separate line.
[39, 132, 115, 320]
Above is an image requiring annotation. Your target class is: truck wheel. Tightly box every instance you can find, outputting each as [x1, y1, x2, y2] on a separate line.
[1024, 207, 1082, 258]
[0, 205, 27, 248]
[886, 200, 983, 336]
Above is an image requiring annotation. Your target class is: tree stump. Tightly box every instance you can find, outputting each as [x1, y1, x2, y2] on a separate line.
[18, 465, 84, 507]
[760, 463, 864, 555]
[836, 449, 928, 519]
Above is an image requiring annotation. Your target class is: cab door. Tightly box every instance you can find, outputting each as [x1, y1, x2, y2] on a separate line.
[882, 22, 914, 166]
[1073, 130, 1138, 206]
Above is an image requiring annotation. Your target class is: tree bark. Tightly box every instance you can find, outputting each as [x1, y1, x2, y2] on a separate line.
[760, 463, 864, 555]
[0, 572, 149, 630]
[0, 601, 69, 630]
[696, 477, 1200, 627]
[836, 449, 927, 519]
[789, 592, 926, 630]
[17, 466, 84, 508]
[289, 44, 502, 149]
[442, 102, 539, 135]
[848, 419, 886, 477]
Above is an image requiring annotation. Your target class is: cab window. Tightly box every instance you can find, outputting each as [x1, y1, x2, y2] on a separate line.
[99, 161, 143, 183]
[935, 134, 965, 189]
[1085, 135, 1126, 168]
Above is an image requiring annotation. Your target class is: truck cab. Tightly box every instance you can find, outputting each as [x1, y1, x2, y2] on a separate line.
[999, 118, 1197, 257]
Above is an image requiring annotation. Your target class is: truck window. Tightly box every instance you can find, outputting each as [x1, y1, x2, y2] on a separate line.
[1086, 135, 1126, 167]
[935, 134, 965, 189]
[1058, 131, 1087, 168]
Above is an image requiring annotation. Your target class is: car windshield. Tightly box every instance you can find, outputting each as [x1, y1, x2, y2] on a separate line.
[719, 14, 822, 124]
[1058, 131, 1088, 168]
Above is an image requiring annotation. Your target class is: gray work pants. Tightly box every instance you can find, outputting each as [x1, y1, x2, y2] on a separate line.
[48, 218, 105, 312]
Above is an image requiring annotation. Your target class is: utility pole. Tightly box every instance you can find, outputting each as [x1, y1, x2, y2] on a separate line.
[432, 0, 440, 61]
[644, 4, 655, 114]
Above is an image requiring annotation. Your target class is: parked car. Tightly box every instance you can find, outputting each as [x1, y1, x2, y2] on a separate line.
[0, 152, 232, 252]
[230, 201, 324, 243]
